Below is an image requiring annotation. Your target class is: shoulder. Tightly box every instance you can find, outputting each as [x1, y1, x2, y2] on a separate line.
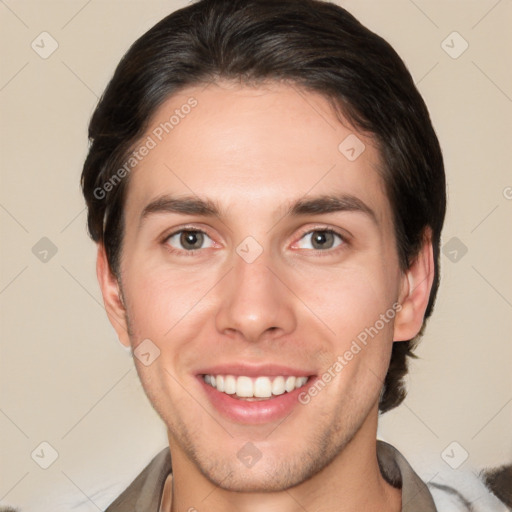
[105, 447, 172, 512]
[377, 440, 438, 512]
[378, 441, 510, 512]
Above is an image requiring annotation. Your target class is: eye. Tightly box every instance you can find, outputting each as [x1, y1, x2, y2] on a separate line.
[165, 229, 214, 252]
[295, 229, 345, 251]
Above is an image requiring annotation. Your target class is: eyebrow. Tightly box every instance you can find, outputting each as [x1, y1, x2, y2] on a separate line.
[140, 193, 377, 226]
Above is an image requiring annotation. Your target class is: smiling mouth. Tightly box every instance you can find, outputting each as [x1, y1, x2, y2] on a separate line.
[201, 374, 311, 401]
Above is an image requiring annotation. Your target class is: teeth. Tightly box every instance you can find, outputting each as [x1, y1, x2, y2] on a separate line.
[224, 375, 237, 394]
[296, 376, 308, 388]
[285, 376, 296, 392]
[202, 374, 309, 399]
[254, 376, 272, 398]
[272, 376, 285, 395]
[237, 376, 253, 397]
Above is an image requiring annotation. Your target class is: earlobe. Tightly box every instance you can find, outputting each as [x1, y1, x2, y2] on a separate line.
[394, 230, 435, 342]
[96, 244, 131, 348]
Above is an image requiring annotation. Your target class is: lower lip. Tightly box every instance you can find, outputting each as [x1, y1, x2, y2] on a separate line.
[198, 376, 316, 425]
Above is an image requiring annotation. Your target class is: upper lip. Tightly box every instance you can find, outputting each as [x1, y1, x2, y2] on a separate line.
[196, 363, 315, 378]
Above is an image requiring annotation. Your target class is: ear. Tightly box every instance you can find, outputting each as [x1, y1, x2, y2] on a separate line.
[394, 229, 435, 342]
[96, 244, 131, 348]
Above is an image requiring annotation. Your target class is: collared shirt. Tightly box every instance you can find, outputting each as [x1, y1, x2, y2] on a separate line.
[106, 440, 438, 511]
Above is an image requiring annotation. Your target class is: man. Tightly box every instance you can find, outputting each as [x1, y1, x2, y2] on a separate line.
[81, 0, 446, 510]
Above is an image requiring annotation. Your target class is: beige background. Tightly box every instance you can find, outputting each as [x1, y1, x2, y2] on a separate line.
[1, 0, 511, 510]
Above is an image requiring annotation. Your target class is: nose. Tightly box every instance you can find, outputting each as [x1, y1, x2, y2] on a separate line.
[215, 248, 297, 344]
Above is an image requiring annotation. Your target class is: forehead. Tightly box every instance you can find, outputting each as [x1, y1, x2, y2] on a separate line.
[124, 81, 390, 224]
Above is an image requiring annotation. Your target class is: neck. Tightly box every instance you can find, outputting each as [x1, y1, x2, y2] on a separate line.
[166, 409, 401, 512]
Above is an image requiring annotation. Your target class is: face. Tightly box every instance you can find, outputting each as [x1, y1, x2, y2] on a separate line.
[99, 81, 430, 492]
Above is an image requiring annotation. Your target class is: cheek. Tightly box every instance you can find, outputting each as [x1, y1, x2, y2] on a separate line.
[304, 261, 399, 396]
[307, 261, 397, 336]
[121, 259, 220, 345]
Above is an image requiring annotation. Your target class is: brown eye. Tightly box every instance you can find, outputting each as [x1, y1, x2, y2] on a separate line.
[165, 230, 213, 252]
[180, 231, 204, 250]
[296, 229, 344, 251]
[311, 231, 335, 249]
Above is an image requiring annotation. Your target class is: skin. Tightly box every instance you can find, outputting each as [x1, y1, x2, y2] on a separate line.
[97, 81, 434, 512]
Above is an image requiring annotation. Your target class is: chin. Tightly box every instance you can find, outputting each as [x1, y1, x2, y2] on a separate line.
[210, 466, 307, 493]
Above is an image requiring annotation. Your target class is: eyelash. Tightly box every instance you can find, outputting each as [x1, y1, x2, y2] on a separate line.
[162, 226, 348, 257]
